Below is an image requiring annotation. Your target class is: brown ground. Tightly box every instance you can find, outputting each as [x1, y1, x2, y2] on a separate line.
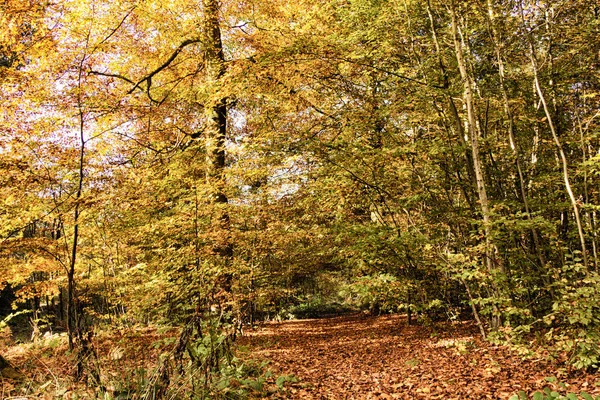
[2, 314, 599, 398]
[239, 313, 600, 399]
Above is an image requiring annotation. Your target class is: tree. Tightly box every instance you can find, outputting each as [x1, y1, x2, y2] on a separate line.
[3, 0, 600, 390]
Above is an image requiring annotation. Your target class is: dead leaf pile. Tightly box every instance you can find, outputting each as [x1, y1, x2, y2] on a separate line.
[240, 314, 600, 399]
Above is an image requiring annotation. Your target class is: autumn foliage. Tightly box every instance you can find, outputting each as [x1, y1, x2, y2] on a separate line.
[1, 0, 600, 397]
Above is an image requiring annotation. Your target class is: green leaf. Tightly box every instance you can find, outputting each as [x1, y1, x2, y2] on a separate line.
[533, 392, 544, 400]
[248, 379, 264, 391]
[581, 392, 594, 400]
[276, 375, 287, 389]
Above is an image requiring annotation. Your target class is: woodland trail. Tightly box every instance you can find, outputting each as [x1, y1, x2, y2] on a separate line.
[240, 314, 600, 399]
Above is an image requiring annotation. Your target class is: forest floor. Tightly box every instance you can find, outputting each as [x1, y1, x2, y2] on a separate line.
[2, 313, 600, 398]
[240, 313, 600, 399]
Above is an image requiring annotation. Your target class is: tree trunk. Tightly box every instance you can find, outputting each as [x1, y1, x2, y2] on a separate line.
[450, 4, 496, 273]
[426, 0, 477, 206]
[519, 2, 588, 270]
[203, 0, 232, 259]
[484, 0, 546, 271]
[450, 2, 502, 329]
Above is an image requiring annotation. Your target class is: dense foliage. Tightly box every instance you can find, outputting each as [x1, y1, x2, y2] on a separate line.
[1, 0, 600, 394]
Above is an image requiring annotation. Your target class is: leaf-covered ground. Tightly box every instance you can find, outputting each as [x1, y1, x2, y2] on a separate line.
[2, 314, 599, 398]
[0, 326, 175, 398]
[240, 314, 600, 399]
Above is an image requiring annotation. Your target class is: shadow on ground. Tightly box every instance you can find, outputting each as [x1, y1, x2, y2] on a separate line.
[240, 314, 600, 399]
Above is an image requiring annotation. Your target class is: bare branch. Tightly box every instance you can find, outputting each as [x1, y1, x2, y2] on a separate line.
[127, 38, 202, 94]
[89, 38, 202, 101]
[89, 70, 136, 86]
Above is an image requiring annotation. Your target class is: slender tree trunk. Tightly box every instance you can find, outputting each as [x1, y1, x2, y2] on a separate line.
[67, 61, 86, 352]
[450, 4, 496, 274]
[484, 0, 546, 270]
[460, 278, 486, 339]
[520, 3, 588, 270]
[175, 2, 233, 374]
[68, 52, 101, 387]
[426, 0, 477, 196]
[450, 3, 504, 329]
[577, 113, 599, 271]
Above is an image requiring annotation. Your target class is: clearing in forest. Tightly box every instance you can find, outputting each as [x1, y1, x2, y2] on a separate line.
[241, 314, 600, 399]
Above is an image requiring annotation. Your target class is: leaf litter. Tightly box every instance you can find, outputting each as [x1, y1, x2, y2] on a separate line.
[2, 314, 599, 398]
[239, 314, 600, 399]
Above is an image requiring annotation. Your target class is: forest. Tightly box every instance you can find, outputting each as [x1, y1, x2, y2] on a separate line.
[1, 0, 600, 398]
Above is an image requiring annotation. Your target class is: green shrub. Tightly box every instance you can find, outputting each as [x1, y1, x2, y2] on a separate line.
[543, 269, 600, 370]
[341, 274, 406, 315]
[284, 295, 354, 319]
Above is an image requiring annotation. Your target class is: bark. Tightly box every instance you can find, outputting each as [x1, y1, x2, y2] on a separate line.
[67, 55, 87, 353]
[484, 0, 546, 270]
[520, 3, 588, 270]
[576, 113, 599, 272]
[203, 0, 232, 258]
[460, 278, 486, 339]
[426, 0, 477, 194]
[450, 4, 496, 274]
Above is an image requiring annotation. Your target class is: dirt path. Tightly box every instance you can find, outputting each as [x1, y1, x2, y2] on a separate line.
[240, 314, 600, 399]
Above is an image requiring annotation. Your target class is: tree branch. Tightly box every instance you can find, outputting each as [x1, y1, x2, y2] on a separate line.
[127, 38, 202, 94]
[89, 38, 202, 100]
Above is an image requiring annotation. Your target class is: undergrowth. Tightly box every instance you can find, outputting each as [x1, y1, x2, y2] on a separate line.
[1, 317, 296, 399]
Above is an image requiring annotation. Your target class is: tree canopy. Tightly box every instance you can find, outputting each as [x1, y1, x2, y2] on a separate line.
[1, 0, 600, 395]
